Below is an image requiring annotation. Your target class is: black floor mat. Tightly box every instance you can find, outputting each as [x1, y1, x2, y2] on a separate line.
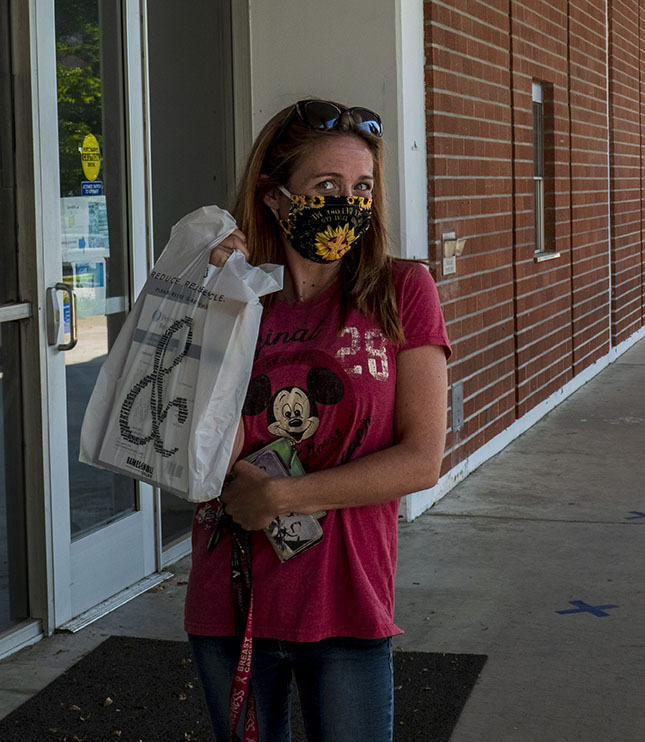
[0, 636, 486, 741]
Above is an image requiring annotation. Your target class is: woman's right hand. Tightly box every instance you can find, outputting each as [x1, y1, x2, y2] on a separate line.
[209, 229, 249, 266]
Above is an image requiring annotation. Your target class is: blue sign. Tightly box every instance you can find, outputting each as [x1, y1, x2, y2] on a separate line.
[81, 180, 103, 196]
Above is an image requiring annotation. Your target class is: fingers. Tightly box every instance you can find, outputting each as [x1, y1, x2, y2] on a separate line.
[230, 459, 260, 477]
[208, 229, 249, 266]
[219, 461, 274, 530]
[223, 229, 248, 255]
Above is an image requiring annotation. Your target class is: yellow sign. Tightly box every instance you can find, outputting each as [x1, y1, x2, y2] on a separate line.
[81, 134, 102, 181]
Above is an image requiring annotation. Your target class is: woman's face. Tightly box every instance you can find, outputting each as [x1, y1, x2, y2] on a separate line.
[282, 135, 374, 211]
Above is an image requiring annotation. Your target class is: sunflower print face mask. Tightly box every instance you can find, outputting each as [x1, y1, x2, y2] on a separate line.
[276, 186, 372, 263]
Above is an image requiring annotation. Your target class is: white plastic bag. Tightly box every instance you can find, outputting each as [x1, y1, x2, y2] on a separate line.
[79, 205, 283, 502]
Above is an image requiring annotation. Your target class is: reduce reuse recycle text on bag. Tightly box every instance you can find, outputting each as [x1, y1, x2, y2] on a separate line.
[80, 205, 283, 502]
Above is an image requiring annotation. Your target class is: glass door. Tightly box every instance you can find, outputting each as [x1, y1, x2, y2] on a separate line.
[146, 0, 235, 555]
[57, 0, 136, 542]
[0, 0, 28, 631]
[36, 0, 155, 625]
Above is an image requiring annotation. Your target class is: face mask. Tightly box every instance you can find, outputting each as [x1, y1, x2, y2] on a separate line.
[276, 186, 372, 263]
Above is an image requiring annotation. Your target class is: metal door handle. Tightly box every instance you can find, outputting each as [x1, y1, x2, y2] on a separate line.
[46, 282, 78, 351]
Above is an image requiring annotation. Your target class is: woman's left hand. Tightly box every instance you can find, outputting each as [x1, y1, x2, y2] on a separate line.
[220, 460, 277, 531]
[209, 229, 249, 266]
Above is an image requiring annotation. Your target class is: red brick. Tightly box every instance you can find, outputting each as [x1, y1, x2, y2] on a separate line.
[425, 0, 644, 474]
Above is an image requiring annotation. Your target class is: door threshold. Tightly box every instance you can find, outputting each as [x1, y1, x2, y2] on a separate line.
[58, 571, 174, 633]
[0, 620, 44, 661]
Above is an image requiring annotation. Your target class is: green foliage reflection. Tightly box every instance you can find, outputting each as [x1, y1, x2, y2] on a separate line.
[56, 0, 102, 196]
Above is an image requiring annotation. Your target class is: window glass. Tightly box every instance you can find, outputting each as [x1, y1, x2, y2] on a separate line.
[147, 0, 235, 547]
[56, 0, 137, 539]
[0, 324, 29, 632]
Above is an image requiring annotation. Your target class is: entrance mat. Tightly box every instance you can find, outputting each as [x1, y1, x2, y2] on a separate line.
[0, 636, 486, 741]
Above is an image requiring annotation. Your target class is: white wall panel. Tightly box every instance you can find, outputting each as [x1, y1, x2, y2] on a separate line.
[246, 0, 428, 258]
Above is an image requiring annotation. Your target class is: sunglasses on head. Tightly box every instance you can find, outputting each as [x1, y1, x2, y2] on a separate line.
[274, 99, 384, 144]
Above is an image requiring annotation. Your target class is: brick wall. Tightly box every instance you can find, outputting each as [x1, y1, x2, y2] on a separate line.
[642, 1, 645, 326]
[609, 0, 644, 345]
[568, 0, 610, 372]
[424, 0, 644, 475]
[425, 0, 515, 472]
[511, 0, 574, 416]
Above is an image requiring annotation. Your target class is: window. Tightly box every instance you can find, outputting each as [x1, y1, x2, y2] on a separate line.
[532, 80, 558, 259]
[533, 81, 546, 252]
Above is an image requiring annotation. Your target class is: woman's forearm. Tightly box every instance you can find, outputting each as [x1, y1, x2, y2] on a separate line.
[223, 440, 442, 531]
[221, 344, 448, 530]
[268, 438, 443, 516]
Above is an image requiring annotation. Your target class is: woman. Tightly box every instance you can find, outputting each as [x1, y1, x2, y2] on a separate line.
[185, 99, 451, 742]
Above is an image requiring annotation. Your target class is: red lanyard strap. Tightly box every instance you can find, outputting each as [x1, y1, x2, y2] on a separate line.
[230, 525, 252, 633]
[210, 501, 258, 741]
[229, 590, 257, 741]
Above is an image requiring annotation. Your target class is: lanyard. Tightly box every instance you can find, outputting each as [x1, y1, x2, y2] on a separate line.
[209, 500, 258, 741]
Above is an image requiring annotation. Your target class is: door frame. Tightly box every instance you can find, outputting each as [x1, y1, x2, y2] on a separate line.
[0, 0, 39, 648]
[4, 0, 54, 646]
[2, 0, 251, 651]
[26, 0, 156, 629]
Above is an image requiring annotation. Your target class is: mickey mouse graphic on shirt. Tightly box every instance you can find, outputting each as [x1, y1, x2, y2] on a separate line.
[242, 349, 356, 466]
[243, 365, 344, 444]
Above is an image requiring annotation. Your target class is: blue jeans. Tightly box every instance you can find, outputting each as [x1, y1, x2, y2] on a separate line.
[188, 634, 394, 742]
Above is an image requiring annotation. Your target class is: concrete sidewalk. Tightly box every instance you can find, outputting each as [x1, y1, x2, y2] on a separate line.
[1, 339, 644, 741]
[395, 338, 645, 741]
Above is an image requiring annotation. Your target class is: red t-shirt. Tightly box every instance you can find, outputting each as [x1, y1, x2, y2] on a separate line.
[184, 260, 450, 641]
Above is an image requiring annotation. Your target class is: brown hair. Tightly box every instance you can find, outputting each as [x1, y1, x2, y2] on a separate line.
[231, 102, 404, 343]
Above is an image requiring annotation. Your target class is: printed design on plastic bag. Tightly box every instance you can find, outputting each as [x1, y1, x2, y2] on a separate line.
[81, 206, 283, 502]
[119, 315, 193, 458]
